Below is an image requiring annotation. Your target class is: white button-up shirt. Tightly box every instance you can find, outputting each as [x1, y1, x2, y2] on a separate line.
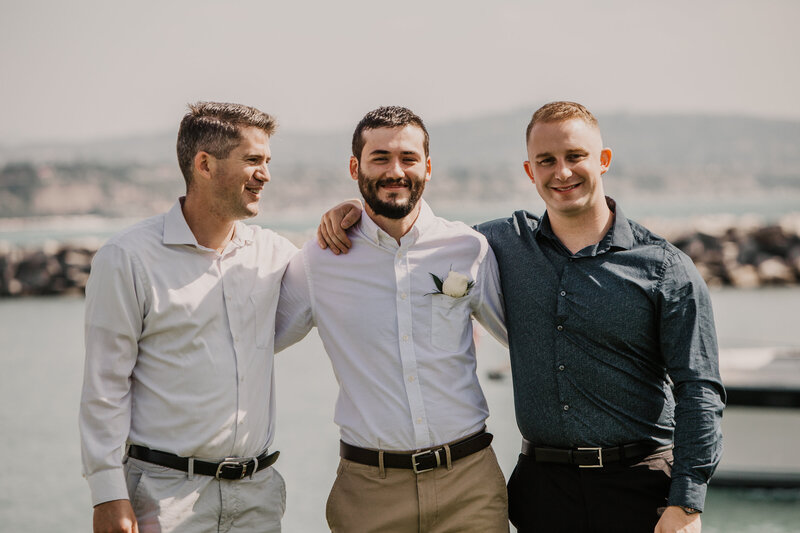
[79, 200, 297, 506]
[276, 200, 507, 451]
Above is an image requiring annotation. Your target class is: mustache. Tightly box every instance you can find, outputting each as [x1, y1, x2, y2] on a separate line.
[376, 177, 411, 188]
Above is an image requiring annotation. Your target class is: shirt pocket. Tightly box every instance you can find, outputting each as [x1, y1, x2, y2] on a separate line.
[250, 285, 279, 349]
[430, 293, 471, 352]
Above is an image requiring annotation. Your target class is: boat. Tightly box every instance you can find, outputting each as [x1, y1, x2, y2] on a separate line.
[715, 347, 800, 487]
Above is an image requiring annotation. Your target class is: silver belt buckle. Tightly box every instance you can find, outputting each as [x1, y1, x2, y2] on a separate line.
[577, 447, 603, 468]
[216, 458, 248, 479]
[411, 449, 441, 474]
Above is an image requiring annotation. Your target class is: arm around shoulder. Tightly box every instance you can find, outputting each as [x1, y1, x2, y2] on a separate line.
[274, 247, 314, 353]
[471, 241, 508, 347]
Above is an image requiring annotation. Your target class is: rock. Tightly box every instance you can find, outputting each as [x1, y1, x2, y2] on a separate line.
[727, 264, 761, 288]
[757, 257, 796, 285]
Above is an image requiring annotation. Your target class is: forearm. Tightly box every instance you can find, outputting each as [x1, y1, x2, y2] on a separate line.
[667, 381, 725, 510]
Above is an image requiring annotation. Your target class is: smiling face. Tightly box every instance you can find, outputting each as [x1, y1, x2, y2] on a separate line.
[351, 125, 431, 221]
[208, 126, 271, 221]
[524, 118, 612, 221]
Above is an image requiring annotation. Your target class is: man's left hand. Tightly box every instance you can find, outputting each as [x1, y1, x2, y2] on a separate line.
[654, 506, 701, 533]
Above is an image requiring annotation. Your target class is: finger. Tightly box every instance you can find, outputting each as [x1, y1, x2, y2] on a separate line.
[316, 225, 329, 250]
[320, 221, 343, 255]
[324, 218, 351, 254]
[340, 207, 361, 229]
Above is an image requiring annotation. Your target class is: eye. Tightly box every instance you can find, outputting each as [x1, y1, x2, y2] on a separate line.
[537, 158, 554, 166]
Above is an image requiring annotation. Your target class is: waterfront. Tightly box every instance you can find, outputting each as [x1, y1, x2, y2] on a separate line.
[1, 289, 799, 531]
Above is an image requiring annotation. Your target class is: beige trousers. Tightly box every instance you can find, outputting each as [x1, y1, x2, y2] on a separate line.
[325, 446, 509, 533]
[124, 456, 286, 533]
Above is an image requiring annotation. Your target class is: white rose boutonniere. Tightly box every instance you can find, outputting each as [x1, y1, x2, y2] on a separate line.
[429, 270, 474, 298]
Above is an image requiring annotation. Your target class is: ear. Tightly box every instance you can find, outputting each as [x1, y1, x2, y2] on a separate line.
[523, 161, 535, 184]
[349, 156, 359, 181]
[600, 148, 613, 175]
[194, 151, 214, 182]
[424, 157, 432, 182]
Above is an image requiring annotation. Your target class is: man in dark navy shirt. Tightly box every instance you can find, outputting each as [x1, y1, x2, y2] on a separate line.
[317, 101, 725, 533]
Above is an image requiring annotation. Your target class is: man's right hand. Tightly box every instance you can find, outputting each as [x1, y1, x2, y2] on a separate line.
[93, 499, 138, 533]
[316, 199, 363, 254]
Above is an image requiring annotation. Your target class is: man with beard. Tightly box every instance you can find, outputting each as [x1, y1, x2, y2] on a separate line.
[274, 106, 509, 532]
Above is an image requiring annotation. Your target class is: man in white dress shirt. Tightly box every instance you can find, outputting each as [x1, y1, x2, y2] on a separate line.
[275, 106, 509, 532]
[79, 102, 297, 533]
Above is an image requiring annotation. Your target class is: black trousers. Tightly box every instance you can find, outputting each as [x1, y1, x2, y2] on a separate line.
[507, 449, 673, 533]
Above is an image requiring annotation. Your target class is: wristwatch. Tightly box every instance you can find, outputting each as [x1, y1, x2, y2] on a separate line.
[679, 506, 701, 515]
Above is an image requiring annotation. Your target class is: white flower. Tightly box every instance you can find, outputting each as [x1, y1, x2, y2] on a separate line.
[442, 271, 470, 298]
[429, 269, 474, 298]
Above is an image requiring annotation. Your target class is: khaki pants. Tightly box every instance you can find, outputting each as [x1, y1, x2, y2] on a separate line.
[326, 446, 509, 533]
[125, 456, 286, 533]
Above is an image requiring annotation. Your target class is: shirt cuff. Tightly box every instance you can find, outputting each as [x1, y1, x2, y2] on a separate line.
[86, 467, 129, 507]
[668, 475, 708, 512]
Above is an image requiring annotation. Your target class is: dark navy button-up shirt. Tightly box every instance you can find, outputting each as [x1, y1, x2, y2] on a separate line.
[476, 198, 725, 510]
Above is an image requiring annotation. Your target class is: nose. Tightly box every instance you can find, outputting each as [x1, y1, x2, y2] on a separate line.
[255, 162, 270, 183]
[554, 159, 572, 182]
[385, 157, 404, 178]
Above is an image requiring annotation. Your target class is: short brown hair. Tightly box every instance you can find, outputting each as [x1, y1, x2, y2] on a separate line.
[176, 102, 277, 185]
[525, 101, 599, 143]
[352, 106, 429, 161]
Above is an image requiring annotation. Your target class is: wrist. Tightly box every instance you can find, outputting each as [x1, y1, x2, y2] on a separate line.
[677, 505, 701, 515]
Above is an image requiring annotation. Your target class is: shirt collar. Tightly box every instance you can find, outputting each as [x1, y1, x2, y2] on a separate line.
[535, 196, 634, 254]
[162, 197, 254, 249]
[357, 199, 436, 247]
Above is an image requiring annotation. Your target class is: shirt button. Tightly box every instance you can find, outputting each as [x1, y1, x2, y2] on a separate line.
[563, 404, 570, 411]
[234, 336, 240, 342]
[416, 417, 423, 424]
[556, 325, 564, 331]
[408, 375, 416, 383]
[400, 292, 407, 300]
[402, 334, 409, 342]
[560, 290, 566, 297]
[558, 364, 565, 371]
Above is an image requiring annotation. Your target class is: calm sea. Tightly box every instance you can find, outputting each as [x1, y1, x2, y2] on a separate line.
[1, 288, 799, 532]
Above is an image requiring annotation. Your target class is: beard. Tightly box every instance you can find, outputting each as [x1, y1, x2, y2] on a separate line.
[357, 169, 426, 220]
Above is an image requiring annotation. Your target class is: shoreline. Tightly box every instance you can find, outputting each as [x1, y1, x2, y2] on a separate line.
[1, 214, 799, 296]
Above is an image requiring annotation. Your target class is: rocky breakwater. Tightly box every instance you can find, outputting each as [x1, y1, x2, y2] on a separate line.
[0, 239, 98, 297]
[1, 216, 799, 297]
[653, 213, 800, 288]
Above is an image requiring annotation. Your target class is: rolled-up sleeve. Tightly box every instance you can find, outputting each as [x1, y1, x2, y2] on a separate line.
[79, 244, 144, 506]
[658, 249, 726, 511]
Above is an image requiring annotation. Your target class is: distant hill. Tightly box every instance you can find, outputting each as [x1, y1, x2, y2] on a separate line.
[2, 111, 799, 218]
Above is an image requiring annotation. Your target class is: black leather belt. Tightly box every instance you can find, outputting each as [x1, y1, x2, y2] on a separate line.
[128, 444, 279, 480]
[340, 431, 493, 474]
[521, 438, 672, 468]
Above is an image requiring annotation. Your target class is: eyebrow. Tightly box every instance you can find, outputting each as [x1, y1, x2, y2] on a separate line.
[368, 149, 421, 156]
[534, 148, 588, 159]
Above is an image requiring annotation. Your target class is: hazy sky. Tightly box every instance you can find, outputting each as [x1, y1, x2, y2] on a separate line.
[1, 0, 798, 144]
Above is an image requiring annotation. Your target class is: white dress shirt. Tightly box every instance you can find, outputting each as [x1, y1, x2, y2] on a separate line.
[276, 200, 507, 451]
[79, 199, 297, 506]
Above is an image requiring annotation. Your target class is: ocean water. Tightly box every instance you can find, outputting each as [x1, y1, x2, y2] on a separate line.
[1, 289, 799, 532]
